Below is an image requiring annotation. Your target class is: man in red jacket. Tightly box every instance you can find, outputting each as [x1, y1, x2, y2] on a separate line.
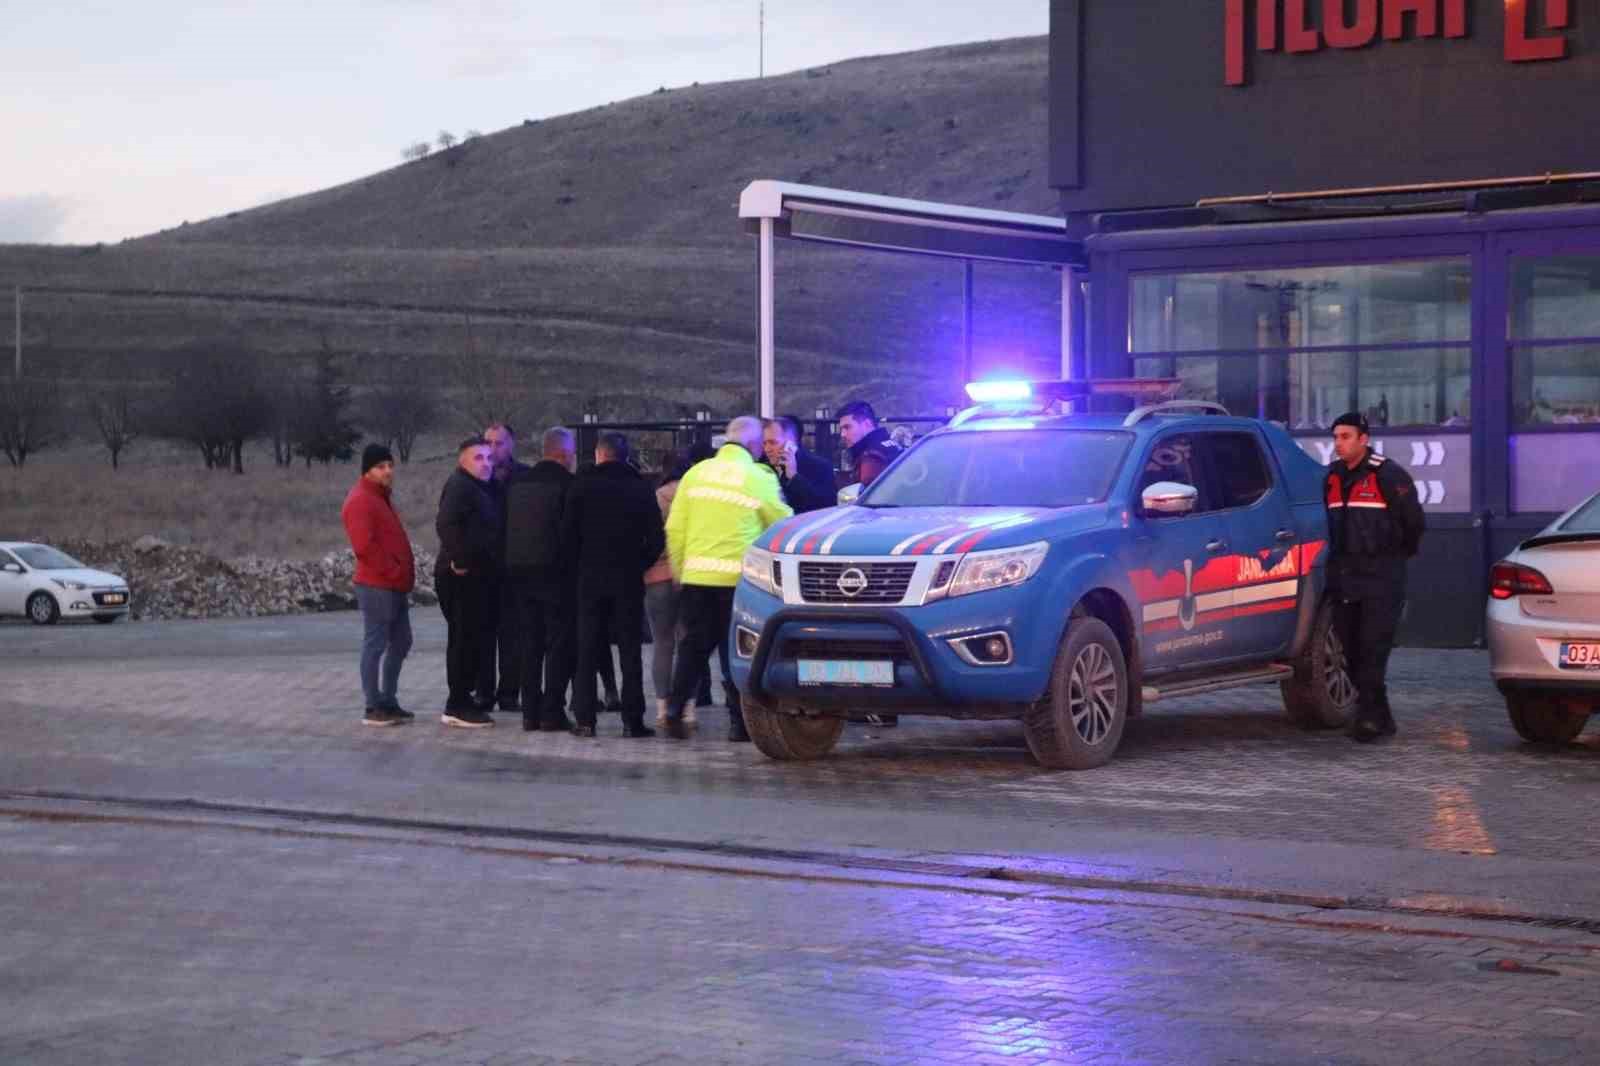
[342, 444, 417, 726]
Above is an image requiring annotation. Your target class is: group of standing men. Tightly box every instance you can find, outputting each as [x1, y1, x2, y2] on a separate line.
[341, 400, 907, 738]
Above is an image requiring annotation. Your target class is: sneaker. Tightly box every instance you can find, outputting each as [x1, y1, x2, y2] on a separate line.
[363, 708, 403, 727]
[664, 714, 690, 741]
[378, 701, 414, 721]
[684, 703, 699, 726]
[442, 709, 494, 728]
[864, 714, 899, 728]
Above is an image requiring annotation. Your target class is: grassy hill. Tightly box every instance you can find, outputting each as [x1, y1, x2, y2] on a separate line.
[0, 36, 1063, 427]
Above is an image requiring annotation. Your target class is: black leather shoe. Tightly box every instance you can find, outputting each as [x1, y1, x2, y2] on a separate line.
[665, 716, 690, 740]
[540, 714, 573, 733]
[570, 724, 596, 738]
[621, 723, 656, 739]
[522, 715, 538, 732]
[1348, 717, 1385, 743]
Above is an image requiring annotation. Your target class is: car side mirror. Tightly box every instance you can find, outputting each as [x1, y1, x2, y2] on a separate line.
[837, 483, 862, 506]
[1141, 481, 1198, 516]
[0, 563, 22, 574]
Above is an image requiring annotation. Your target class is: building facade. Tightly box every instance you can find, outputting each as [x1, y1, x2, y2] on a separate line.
[1052, 0, 1600, 645]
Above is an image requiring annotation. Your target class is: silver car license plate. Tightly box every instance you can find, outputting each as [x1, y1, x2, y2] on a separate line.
[798, 659, 895, 687]
[1558, 642, 1600, 670]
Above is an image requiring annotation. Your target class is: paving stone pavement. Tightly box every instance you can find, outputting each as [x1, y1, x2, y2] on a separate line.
[3, 812, 1598, 1066]
[1, 613, 1594, 875]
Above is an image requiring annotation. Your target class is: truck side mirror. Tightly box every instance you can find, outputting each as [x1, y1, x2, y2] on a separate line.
[1141, 481, 1198, 516]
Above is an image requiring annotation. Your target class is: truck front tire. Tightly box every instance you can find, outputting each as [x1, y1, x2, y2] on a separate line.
[1023, 617, 1128, 770]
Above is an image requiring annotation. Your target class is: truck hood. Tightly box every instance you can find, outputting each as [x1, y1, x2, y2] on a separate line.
[760, 505, 1109, 558]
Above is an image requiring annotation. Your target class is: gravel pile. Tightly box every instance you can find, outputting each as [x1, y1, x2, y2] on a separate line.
[53, 536, 438, 621]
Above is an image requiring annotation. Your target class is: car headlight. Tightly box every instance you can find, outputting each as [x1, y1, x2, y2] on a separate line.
[51, 579, 88, 590]
[740, 546, 782, 598]
[945, 541, 1049, 599]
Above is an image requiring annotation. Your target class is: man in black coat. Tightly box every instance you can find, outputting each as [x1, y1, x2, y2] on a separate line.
[561, 432, 666, 738]
[502, 426, 579, 733]
[483, 422, 529, 711]
[762, 415, 836, 514]
[837, 400, 905, 494]
[434, 436, 501, 728]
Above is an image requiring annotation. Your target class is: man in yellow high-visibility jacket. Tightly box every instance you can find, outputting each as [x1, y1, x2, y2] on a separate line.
[664, 416, 793, 740]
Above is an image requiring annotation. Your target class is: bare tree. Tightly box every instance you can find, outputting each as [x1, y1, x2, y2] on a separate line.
[87, 383, 140, 469]
[0, 376, 63, 468]
[464, 129, 484, 141]
[152, 345, 272, 473]
[401, 141, 431, 161]
[436, 129, 458, 151]
[359, 358, 437, 462]
[453, 313, 529, 430]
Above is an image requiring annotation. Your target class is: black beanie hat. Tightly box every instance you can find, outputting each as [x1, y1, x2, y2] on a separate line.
[1331, 411, 1370, 435]
[361, 443, 395, 474]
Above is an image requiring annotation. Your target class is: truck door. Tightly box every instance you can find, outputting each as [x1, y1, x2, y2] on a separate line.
[1131, 432, 1233, 673]
[1203, 429, 1300, 660]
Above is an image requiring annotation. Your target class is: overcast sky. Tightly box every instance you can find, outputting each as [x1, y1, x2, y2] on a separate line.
[1, 1, 1046, 245]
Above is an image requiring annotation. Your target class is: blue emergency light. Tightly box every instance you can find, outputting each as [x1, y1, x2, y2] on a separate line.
[963, 380, 1033, 403]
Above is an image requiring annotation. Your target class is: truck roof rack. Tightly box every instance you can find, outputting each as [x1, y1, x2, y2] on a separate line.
[1122, 400, 1230, 427]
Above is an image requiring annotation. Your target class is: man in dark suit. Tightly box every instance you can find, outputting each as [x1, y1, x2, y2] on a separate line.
[762, 415, 836, 514]
[502, 426, 579, 733]
[561, 432, 665, 738]
[434, 436, 501, 728]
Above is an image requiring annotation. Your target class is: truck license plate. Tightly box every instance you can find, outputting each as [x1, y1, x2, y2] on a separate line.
[1559, 642, 1600, 669]
[798, 659, 894, 687]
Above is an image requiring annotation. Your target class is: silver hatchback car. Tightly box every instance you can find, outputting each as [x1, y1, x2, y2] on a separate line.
[1487, 492, 1600, 745]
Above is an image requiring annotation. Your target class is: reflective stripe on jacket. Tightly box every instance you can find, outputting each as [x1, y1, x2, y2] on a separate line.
[667, 445, 793, 587]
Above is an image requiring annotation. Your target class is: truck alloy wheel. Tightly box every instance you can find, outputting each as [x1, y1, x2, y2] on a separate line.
[1282, 602, 1356, 730]
[1024, 617, 1128, 770]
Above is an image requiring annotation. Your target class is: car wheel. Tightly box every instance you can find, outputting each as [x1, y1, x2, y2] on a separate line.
[92, 615, 121, 625]
[26, 591, 60, 626]
[1505, 692, 1589, 747]
[1281, 601, 1356, 730]
[742, 695, 844, 761]
[1023, 617, 1127, 770]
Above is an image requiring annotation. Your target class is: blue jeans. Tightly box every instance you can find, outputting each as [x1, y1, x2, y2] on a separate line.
[355, 585, 413, 709]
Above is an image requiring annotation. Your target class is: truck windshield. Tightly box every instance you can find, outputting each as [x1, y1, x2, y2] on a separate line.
[862, 430, 1132, 508]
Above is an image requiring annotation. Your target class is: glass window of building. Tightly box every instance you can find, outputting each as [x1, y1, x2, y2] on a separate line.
[1130, 259, 1471, 430]
[1509, 256, 1600, 426]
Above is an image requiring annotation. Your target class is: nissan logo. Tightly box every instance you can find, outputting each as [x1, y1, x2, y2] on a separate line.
[836, 568, 869, 597]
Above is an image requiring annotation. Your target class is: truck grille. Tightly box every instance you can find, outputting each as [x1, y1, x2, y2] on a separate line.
[782, 638, 908, 661]
[797, 561, 917, 604]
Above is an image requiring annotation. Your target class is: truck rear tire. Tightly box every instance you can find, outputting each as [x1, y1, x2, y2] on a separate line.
[743, 696, 844, 761]
[1281, 602, 1356, 730]
[1023, 617, 1127, 770]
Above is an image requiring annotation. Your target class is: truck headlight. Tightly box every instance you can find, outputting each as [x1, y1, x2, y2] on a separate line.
[946, 542, 1049, 599]
[740, 547, 782, 598]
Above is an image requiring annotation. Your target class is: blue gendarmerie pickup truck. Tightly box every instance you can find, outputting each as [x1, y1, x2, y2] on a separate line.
[727, 381, 1354, 770]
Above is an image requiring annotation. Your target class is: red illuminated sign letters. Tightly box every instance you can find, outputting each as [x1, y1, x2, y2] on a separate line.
[1225, 0, 1571, 85]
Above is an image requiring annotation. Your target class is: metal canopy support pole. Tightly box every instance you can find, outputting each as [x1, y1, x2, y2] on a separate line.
[758, 217, 776, 418]
[961, 261, 974, 386]
[1060, 267, 1075, 380]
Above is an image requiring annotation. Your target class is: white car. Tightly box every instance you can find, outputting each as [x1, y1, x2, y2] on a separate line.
[1487, 492, 1600, 745]
[0, 542, 131, 625]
